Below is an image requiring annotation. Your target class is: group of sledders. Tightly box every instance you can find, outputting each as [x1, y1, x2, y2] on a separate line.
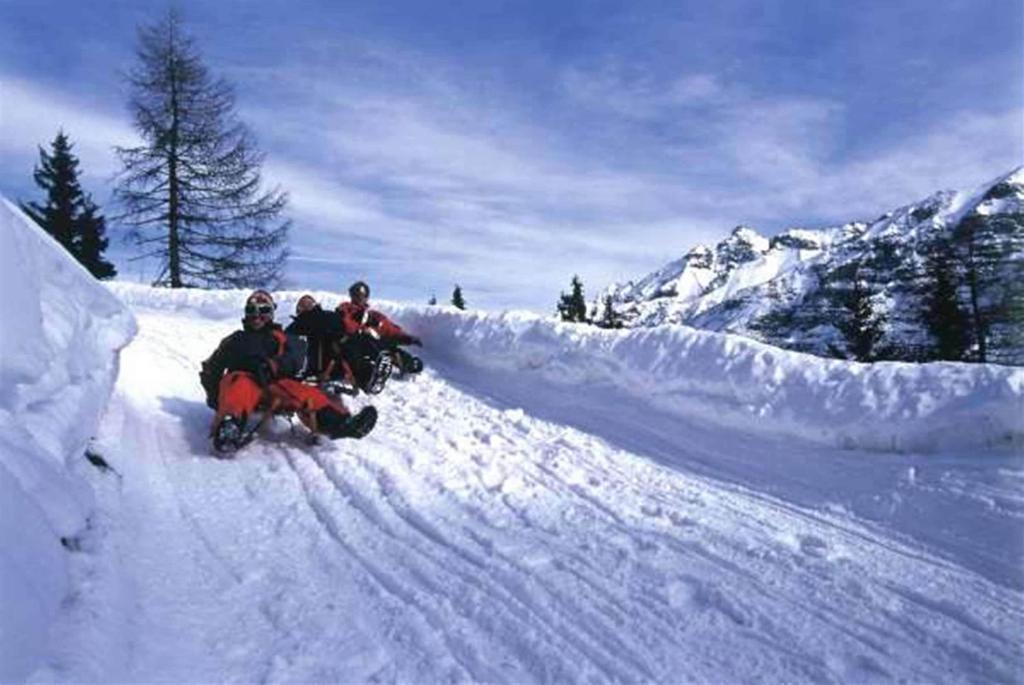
[198, 281, 424, 454]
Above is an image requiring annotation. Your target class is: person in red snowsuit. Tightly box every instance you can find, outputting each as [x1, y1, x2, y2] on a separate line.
[334, 281, 423, 392]
[337, 281, 421, 345]
[199, 290, 376, 453]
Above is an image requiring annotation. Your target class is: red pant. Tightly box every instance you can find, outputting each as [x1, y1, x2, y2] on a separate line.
[217, 371, 348, 421]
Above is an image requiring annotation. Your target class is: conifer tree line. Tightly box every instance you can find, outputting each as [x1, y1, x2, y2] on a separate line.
[19, 8, 289, 289]
[554, 275, 623, 328]
[556, 221, 1020, 362]
[824, 223, 1021, 363]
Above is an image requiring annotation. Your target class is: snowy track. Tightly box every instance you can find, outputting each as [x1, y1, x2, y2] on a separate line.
[35, 305, 1024, 684]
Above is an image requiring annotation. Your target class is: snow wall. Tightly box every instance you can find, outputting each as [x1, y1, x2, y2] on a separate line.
[108, 284, 1023, 454]
[0, 199, 136, 681]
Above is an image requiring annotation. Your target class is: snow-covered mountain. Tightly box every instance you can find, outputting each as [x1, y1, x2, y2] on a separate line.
[596, 168, 1024, 364]
[3, 192, 1023, 683]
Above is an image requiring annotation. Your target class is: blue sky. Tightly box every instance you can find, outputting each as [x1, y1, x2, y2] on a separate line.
[1, 0, 1020, 311]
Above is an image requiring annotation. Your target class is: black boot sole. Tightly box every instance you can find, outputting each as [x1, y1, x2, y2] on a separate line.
[346, 406, 378, 439]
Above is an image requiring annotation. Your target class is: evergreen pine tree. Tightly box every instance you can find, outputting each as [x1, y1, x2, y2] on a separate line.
[596, 294, 623, 329]
[952, 212, 1024, 363]
[20, 131, 117, 279]
[922, 241, 969, 361]
[556, 275, 588, 322]
[115, 9, 288, 288]
[451, 285, 466, 310]
[836, 278, 887, 361]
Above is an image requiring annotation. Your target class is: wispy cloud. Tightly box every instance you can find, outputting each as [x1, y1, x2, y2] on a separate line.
[557, 59, 1020, 224]
[2, 26, 1018, 310]
[0, 75, 136, 183]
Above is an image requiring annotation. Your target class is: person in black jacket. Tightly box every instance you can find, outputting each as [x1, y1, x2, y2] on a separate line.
[284, 294, 346, 379]
[199, 290, 376, 453]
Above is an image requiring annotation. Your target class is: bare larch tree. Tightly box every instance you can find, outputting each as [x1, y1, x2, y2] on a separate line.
[116, 9, 289, 288]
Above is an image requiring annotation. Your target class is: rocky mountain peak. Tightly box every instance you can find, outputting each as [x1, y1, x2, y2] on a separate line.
[593, 168, 1023, 365]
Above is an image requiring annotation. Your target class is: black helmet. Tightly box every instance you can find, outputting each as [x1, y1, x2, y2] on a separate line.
[349, 281, 370, 300]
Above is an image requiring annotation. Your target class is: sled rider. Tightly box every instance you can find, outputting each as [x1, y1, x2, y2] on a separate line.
[336, 280, 424, 389]
[199, 290, 377, 452]
[285, 293, 345, 379]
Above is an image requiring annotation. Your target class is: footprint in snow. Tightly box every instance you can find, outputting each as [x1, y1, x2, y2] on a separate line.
[665, 577, 751, 627]
[799, 535, 830, 558]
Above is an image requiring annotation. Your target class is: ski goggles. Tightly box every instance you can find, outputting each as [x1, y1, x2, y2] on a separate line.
[245, 302, 275, 317]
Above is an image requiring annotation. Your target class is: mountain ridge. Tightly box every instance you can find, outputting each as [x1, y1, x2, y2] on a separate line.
[595, 167, 1024, 364]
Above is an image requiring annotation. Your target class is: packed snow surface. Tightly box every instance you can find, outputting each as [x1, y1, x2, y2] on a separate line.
[5, 278, 1014, 684]
[113, 283, 1024, 454]
[0, 199, 135, 682]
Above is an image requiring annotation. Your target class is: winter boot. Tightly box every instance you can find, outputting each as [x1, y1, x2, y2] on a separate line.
[316, 405, 378, 440]
[212, 415, 245, 454]
[394, 348, 424, 376]
[361, 352, 393, 395]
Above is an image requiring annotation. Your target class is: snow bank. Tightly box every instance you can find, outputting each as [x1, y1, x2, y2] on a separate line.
[0, 199, 135, 681]
[108, 283, 1023, 453]
[395, 310, 1023, 453]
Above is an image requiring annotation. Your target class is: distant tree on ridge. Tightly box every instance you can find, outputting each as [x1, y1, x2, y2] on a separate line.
[451, 285, 466, 310]
[557, 275, 588, 323]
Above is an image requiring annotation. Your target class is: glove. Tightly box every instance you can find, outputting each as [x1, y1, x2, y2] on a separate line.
[407, 336, 423, 347]
[254, 358, 278, 387]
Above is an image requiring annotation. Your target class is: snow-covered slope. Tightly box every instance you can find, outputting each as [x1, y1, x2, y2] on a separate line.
[111, 283, 1024, 453]
[28, 283, 1021, 683]
[0, 199, 135, 681]
[5, 262, 1022, 682]
[598, 167, 1024, 364]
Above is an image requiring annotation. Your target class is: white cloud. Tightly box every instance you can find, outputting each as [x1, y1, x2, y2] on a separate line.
[0, 75, 136, 183]
[5, 48, 1016, 310]
[264, 161, 387, 226]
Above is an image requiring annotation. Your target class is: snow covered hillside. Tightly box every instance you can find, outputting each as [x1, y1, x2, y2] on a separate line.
[0, 199, 135, 682]
[113, 282, 1024, 454]
[598, 167, 1024, 364]
[3, 273, 1014, 683]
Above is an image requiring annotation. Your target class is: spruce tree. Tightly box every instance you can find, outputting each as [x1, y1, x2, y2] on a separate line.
[77, 202, 117, 280]
[20, 131, 116, 279]
[836, 278, 887, 361]
[451, 285, 466, 310]
[952, 213, 1024, 363]
[115, 9, 288, 288]
[556, 275, 588, 322]
[922, 242, 969, 361]
[596, 294, 623, 329]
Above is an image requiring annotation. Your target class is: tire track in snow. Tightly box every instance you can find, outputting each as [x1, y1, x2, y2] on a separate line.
[277, 444, 478, 682]
[285, 436, 656, 683]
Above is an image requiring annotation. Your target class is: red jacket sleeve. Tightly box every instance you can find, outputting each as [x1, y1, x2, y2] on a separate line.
[368, 310, 410, 343]
[337, 302, 365, 336]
